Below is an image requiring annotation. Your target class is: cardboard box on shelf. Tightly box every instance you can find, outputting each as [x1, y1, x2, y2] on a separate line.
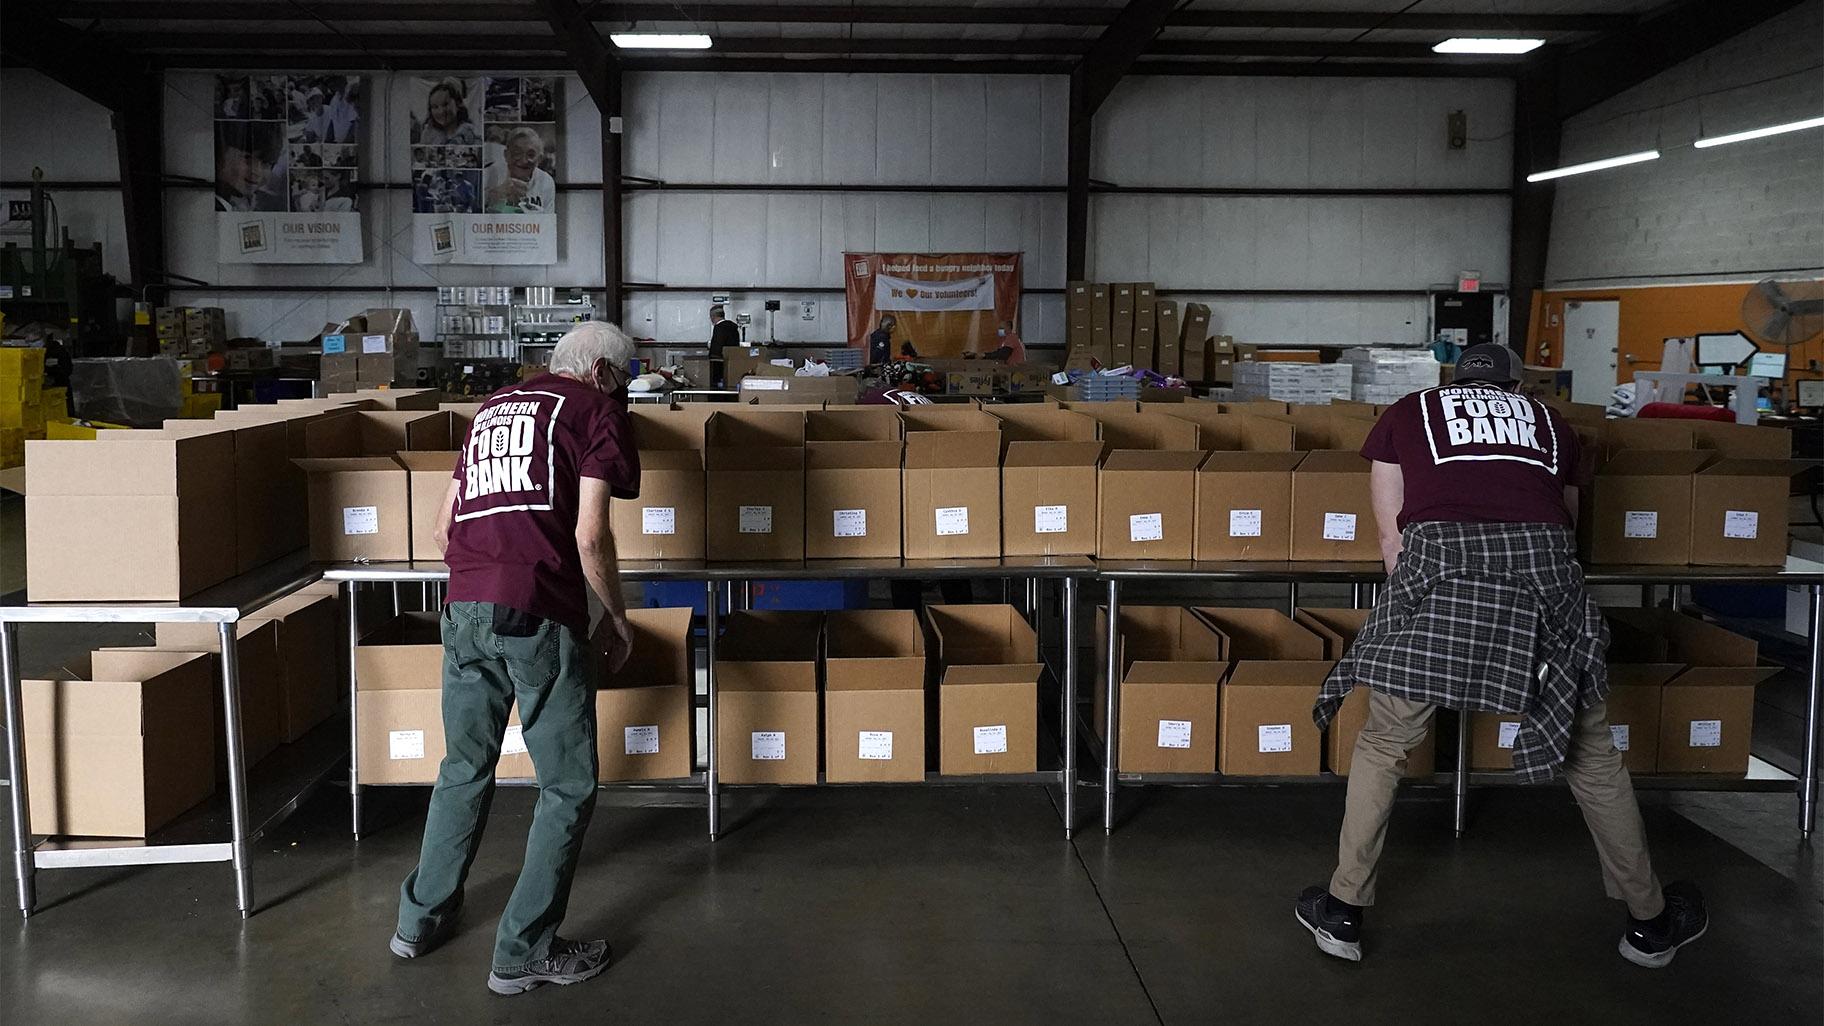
[1179, 304, 1211, 381]
[596, 607, 696, 782]
[805, 408, 903, 559]
[24, 431, 237, 601]
[1605, 607, 1758, 666]
[1093, 604, 1226, 740]
[1119, 662, 1224, 774]
[1097, 449, 1203, 560]
[901, 407, 1002, 559]
[1656, 666, 1780, 775]
[1001, 431, 1103, 557]
[1194, 451, 1305, 561]
[1195, 606, 1326, 660]
[723, 347, 791, 384]
[114, 619, 284, 774]
[23, 649, 216, 837]
[1219, 660, 1333, 776]
[1468, 712, 1527, 771]
[613, 408, 706, 561]
[162, 591, 336, 744]
[1689, 458, 1802, 566]
[354, 613, 445, 784]
[295, 456, 412, 562]
[705, 409, 806, 561]
[825, 610, 928, 783]
[146, 418, 292, 573]
[1289, 451, 1380, 561]
[1154, 300, 1181, 376]
[1581, 450, 1710, 565]
[928, 604, 1042, 775]
[397, 451, 460, 562]
[1599, 419, 1694, 460]
[739, 374, 861, 405]
[716, 611, 822, 785]
[1604, 663, 1681, 775]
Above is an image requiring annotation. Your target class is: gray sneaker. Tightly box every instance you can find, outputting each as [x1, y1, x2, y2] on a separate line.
[487, 938, 612, 995]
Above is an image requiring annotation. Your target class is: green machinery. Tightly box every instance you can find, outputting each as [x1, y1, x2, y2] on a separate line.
[0, 168, 121, 346]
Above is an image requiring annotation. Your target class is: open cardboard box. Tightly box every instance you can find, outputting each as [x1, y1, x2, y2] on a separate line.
[149, 418, 294, 573]
[705, 409, 806, 562]
[716, 611, 821, 784]
[1290, 451, 1380, 561]
[1195, 451, 1305, 561]
[595, 606, 697, 782]
[1219, 660, 1334, 776]
[614, 407, 706, 561]
[1656, 665, 1781, 775]
[397, 451, 460, 561]
[1094, 604, 1226, 741]
[1097, 449, 1204, 560]
[927, 604, 1042, 775]
[1581, 450, 1711, 565]
[805, 408, 903, 559]
[901, 407, 1002, 559]
[825, 609, 928, 783]
[295, 456, 413, 562]
[1605, 663, 1682, 775]
[1689, 458, 1802, 566]
[1291, 607, 1435, 776]
[354, 612, 445, 784]
[994, 407, 1101, 558]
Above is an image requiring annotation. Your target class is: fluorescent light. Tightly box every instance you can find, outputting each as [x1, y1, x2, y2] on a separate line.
[1433, 37, 1544, 55]
[1525, 149, 1660, 182]
[610, 32, 712, 50]
[1693, 114, 1824, 148]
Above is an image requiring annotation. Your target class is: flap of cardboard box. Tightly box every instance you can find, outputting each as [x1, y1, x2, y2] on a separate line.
[1607, 663, 1685, 688]
[1223, 400, 1291, 417]
[1695, 457, 1804, 480]
[394, 450, 460, 475]
[638, 448, 704, 472]
[1605, 608, 1758, 666]
[1123, 660, 1227, 686]
[826, 611, 926, 691]
[705, 409, 806, 470]
[1004, 439, 1103, 469]
[719, 611, 822, 669]
[1292, 608, 1372, 658]
[1162, 408, 1297, 452]
[1597, 449, 1712, 477]
[1293, 450, 1369, 475]
[1102, 449, 1205, 473]
[902, 423, 1001, 469]
[805, 438, 903, 470]
[25, 653, 211, 739]
[1225, 659, 1337, 688]
[1093, 411, 1201, 452]
[630, 407, 707, 451]
[294, 455, 407, 476]
[1602, 419, 1694, 456]
[990, 406, 1098, 443]
[1198, 450, 1304, 475]
[614, 607, 695, 690]
[928, 604, 1039, 665]
[1195, 607, 1326, 660]
[1111, 605, 1226, 663]
[1689, 421, 1792, 459]
[1663, 665, 1781, 689]
[940, 662, 1044, 688]
[357, 410, 453, 455]
[807, 408, 902, 442]
[26, 431, 235, 497]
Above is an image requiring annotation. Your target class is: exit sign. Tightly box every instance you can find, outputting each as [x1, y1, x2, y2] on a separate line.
[1457, 270, 1482, 293]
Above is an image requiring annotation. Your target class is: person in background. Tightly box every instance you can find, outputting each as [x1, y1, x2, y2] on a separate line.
[485, 126, 556, 213]
[867, 314, 898, 366]
[708, 305, 740, 387]
[214, 121, 284, 212]
[391, 321, 640, 997]
[971, 319, 1027, 365]
[1295, 343, 1706, 969]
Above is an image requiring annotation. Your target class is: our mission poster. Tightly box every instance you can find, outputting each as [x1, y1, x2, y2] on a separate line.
[409, 76, 560, 265]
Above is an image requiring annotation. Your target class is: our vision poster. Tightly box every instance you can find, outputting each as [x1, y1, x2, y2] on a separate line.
[409, 76, 560, 265]
[214, 74, 364, 263]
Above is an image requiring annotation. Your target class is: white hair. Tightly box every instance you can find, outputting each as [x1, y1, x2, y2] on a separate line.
[547, 320, 636, 379]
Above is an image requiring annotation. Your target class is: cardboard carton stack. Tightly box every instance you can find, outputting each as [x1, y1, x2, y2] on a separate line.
[319, 309, 422, 392]
[1, 345, 48, 466]
[928, 604, 1043, 775]
[1338, 348, 1440, 404]
[1068, 282, 1195, 374]
[1179, 305, 1212, 382]
[717, 611, 822, 785]
[155, 306, 227, 358]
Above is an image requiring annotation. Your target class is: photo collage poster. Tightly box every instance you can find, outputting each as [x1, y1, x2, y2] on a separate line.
[410, 76, 560, 264]
[214, 74, 365, 263]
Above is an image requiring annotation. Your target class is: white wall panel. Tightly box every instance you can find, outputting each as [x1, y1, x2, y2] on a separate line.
[927, 76, 987, 185]
[2, 71, 117, 181]
[821, 75, 880, 183]
[765, 194, 823, 285]
[624, 191, 659, 282]
[984, 78, 1045, 186]
[655, 192, 712, 284]
[873, 194, 932, 252]
[929, 194, 987, 251]
[708, 194, 767, 285]
[657, 78, 716, 181]
[1307, 80, 1365, 189]
[712, 74, 771, 184]
[876, 77, 934, 184]
[767, 75, 825, 185]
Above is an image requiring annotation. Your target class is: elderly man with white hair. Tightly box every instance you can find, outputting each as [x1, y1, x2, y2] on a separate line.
[391, 320, 639, 996]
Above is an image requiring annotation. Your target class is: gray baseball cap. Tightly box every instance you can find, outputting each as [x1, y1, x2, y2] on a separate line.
[1453, 343, 1521, 385]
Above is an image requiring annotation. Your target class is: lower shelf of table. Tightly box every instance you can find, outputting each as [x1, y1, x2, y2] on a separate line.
[358, 770, 1069, 789]
[1105, 755, 1796, 792]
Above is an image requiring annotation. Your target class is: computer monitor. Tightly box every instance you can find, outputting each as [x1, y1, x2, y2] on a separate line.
[1746, 351, 1787, 378]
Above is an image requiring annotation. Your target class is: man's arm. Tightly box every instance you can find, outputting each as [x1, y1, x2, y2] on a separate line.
[432, 477, 459, 555]
[575, 476, 632, 670]
[1369, 459, 1405, 574]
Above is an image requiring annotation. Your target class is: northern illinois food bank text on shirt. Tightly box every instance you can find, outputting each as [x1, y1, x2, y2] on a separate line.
[1420, 386, 1559, 472]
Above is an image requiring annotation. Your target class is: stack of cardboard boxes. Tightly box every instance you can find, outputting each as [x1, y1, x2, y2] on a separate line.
[1066, 281, 1211, 377]
[155, 306, 227, 358]
[1338, 348, 1441, 405]
[1, 345, 50, 467]
[318, 309, 422, 393]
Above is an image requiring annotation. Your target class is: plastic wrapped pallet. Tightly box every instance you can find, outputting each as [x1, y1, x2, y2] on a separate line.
[69, 357, 185, 427]
[1338, 348, 1440, 403]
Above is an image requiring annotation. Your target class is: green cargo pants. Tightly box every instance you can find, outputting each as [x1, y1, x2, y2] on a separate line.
[396, 601, 599, 970]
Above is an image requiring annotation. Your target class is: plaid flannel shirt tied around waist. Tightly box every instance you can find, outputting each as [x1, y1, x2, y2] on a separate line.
[1312, 520, 1608, 783]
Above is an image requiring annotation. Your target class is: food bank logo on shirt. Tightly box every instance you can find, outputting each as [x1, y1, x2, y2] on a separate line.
[454, 390, 564, 521]
[1419, 386, 1558, 473]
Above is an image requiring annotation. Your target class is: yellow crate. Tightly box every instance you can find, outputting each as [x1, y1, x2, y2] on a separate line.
[182, 393, 223, 419]
[0, 347, 46, 381]
[0, 427, 24, 468]
[39, 386, 67, 413]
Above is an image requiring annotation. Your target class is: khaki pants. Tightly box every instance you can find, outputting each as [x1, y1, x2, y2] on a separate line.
[1330, 690, 1665, 921]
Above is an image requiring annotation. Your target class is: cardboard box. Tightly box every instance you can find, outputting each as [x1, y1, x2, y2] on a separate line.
[1195, 606, 1326, 660]
[1581, 450, 1710, 565]
[1064, 405, 1200, 455]
[1154, 300, 1181, 376]
[354, 613, 445, 784]
[613, 408, 707, 561]
[901, 407, 1002, 559]
[1600, 419, 1693, 460]
[1655, 666, 1780, 775]
[928, 604, 1042, 775]
[24, 649, 216, 837]
[1179, 303, 1211, 381]
[1289, 451, 1380, 561]
[1218, 660, 1333, 776]
[1156, 405, 1296, 454]
[1468, 712, 1527, 771]
[739, 374, 861, 405]
[113, 621, 284, 774]
[1689, 420, 1791, 459]
[724, 347, 790, 384]
[1689, 458, 1800, 566]
[350, 387, 439, 412]
[596, 607, 696, 782]
[1002, 435, 1102, 558]
[351, 410, 453, 455]
[716, 611, 821, 785]
[295, 457, 412, 562]
[1119, 662, 1223, 774]
[1090, 285, 1113, 364]
[824, 610, 928, 783]
[1194, 451, 1304, 561]
[25, 432, 238, 601]
[214, 406, 354, 552]
[320, 353, 359, 393]
[1605, 608, 1759, 666]
[805, 409, 903, 559]
[1604, 663, 1681, 775]
[441, 402, 485, 442]
[397, 451, 460, 562]
[143, 419, 293, 573]
[1093, 604, 1226, 740]
[705, 409, 806, 562]
[1097, 450, 1203, 560]
[158, 594, 336, 744]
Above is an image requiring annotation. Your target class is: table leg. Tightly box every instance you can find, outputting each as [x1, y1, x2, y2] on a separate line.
[1802, 584, 1822, 837]
[1352, 583, 1363, 609]
[1062, 575, 1078, 840]
[706, 579, 721, 842]
[1287, 581, 1300, 617]
[2, 621, 35, 918]
[218, 621, 255, 917]
[1103, 578, 1121, 835]
[347, 580, 363, 840]
[1454, 709, 1470, 839]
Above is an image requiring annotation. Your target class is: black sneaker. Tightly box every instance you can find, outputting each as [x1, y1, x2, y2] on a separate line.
[1295, 885, 1363, 962]
[487, 938, 613, 995]
[1620, 881, 1708, 969]
[390, 903, 461, 959]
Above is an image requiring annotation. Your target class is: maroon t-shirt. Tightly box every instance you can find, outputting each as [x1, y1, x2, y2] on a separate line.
[444, 373, 639, 631]
[1362, 384, 1580, 530]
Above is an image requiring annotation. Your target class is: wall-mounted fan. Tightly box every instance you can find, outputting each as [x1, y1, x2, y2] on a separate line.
[1741, 276, 1824, 347]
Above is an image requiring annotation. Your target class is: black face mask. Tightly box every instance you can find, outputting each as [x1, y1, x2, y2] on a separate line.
[594, 362, 630, 402]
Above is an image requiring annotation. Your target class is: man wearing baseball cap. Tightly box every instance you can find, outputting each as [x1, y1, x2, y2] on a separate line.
[1294, 343, 1707, 969]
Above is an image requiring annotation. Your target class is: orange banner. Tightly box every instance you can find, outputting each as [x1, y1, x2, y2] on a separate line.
[845, 252, 1022, 360]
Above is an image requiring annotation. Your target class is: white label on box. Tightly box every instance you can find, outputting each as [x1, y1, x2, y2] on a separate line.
[1034, 505, 1069, 534]
[833, 508, 868, 538]
[342, 505, 380, 536]
[501, 724, 527, 756]
[1610, 724, 1630, 752]
[388, 730, 424, 760]
[1623, 511, 1658, 539]
[624, 725, 659, 756]
[743, 377, 786, 391]
[361, 333, 389, 354]
[1129, 512, 1164, 543]
[1257, 724, 1293, 754]
[641, 507, 676, 536]
[1229, 509, 1263, 538]
[1322, 513, 1357, 542]
[739, 505, 773, 534]
[1689, 719, 1723, 748]
[972, 724, 1008, 755]
[1723, 510, 1759, 540]
[858, 731, 894, 760]
[751, 731, 786, 761]
[935, 506, 970, 536]
[1497, 721, 1521, 749]
[1157, 719, 1193, 749]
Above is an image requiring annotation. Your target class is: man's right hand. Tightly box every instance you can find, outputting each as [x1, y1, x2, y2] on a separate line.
[593, 613, 633, 675]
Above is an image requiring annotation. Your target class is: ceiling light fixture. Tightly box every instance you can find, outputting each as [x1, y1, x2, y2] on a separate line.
[1525, 149, 1660, 183]
[1693, 114, 1824, 148]
[610, 32, 712, 50]
[1433, 38, 1545, 55]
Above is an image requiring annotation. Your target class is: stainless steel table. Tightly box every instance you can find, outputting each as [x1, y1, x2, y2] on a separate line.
[323, 556, 1093, 841]
[1, 555, 326, 918]
[1092, 557, 1824, 838]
